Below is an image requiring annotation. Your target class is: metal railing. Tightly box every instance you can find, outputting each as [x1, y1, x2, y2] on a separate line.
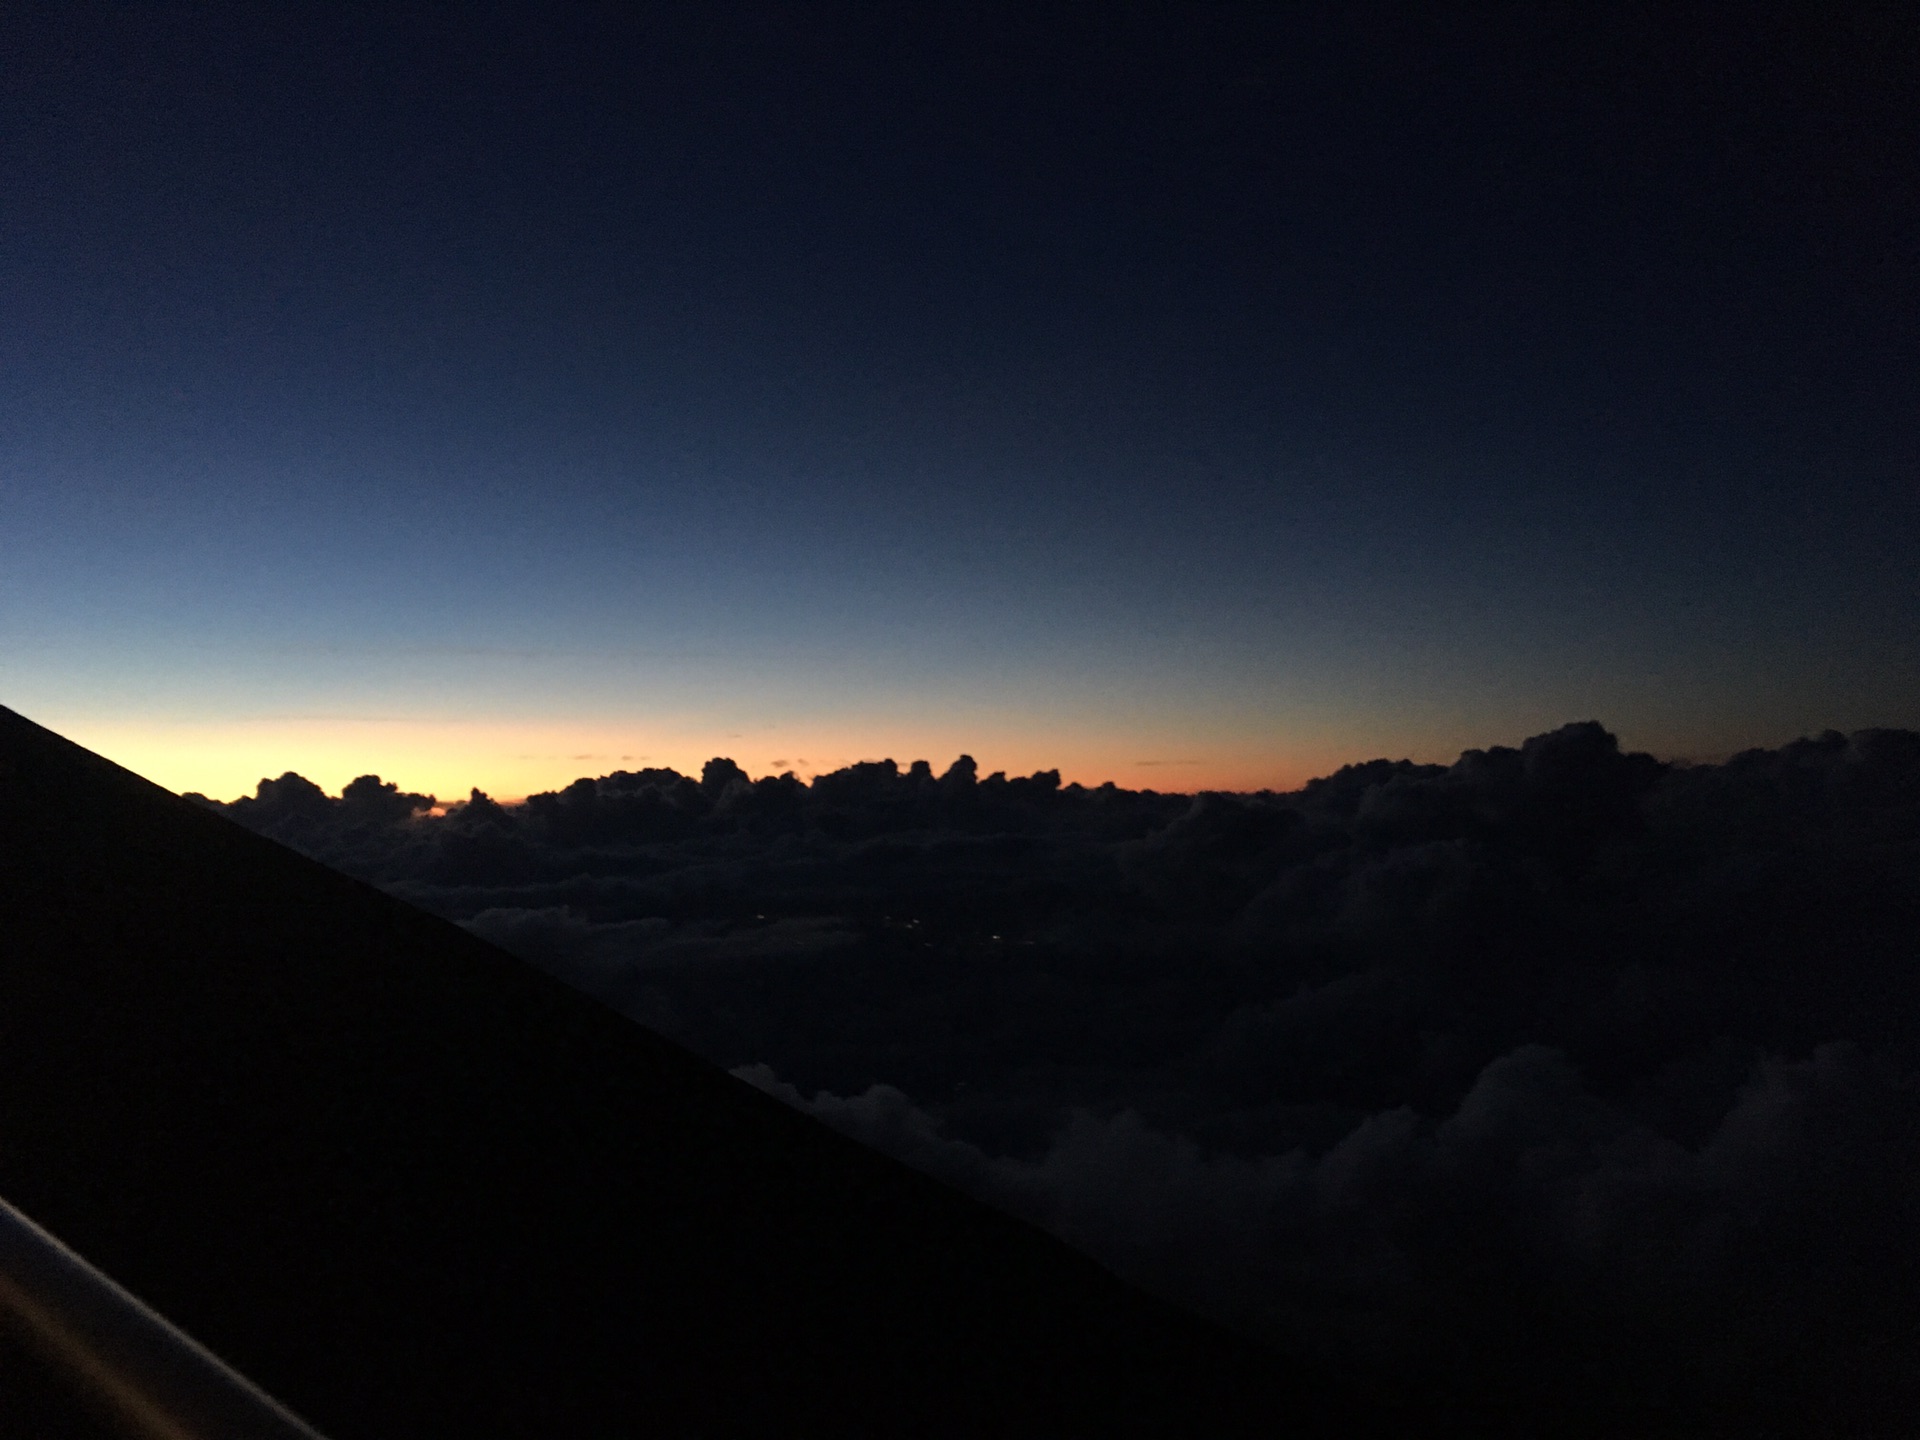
[0, 1194, 330, 1440]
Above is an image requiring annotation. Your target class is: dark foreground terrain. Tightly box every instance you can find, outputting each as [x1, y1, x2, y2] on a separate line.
[0, 704, 1392, 1437]
[199, 719, 1920, 1436]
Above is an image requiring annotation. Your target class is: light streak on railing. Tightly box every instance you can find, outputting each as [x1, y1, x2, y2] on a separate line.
[0, 1194, 330, 1439]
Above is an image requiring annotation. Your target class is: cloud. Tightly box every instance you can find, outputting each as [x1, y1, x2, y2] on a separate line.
[740, 1039, 1920, 1426]
[200, 722, 1920, 1431]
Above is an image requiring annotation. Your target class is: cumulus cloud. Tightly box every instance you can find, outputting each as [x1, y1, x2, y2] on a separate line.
[200, 723, 1920, 1432]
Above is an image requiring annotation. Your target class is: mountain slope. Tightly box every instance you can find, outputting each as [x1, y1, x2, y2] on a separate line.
[0, 706, 1389, 1438]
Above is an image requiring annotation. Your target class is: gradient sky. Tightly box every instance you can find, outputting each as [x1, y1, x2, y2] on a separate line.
[3, 6, 1915, 799]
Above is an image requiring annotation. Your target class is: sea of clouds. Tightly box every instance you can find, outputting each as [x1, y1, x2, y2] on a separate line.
[195, 723, 1920, 1432]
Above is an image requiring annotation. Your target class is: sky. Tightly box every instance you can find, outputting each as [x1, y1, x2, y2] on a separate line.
[3, 5, 1915, 799]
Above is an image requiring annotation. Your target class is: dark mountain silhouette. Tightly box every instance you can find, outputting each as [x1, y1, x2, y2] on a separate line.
[0, 705, 1399, 1437]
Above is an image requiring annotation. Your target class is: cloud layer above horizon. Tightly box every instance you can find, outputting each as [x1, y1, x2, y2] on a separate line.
[197, 720, 1920, 1432]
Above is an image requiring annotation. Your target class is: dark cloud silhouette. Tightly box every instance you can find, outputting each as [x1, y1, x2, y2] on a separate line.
[195, 723, 1920, 1433]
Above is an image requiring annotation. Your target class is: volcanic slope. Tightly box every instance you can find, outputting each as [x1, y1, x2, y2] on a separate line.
[0, 705, 1402, 1438]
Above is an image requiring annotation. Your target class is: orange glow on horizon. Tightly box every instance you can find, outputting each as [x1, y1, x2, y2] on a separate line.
[51, 711, 1375, 804]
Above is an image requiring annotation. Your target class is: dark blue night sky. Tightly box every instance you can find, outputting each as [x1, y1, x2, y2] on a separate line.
[3, 6, 1914, 797]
